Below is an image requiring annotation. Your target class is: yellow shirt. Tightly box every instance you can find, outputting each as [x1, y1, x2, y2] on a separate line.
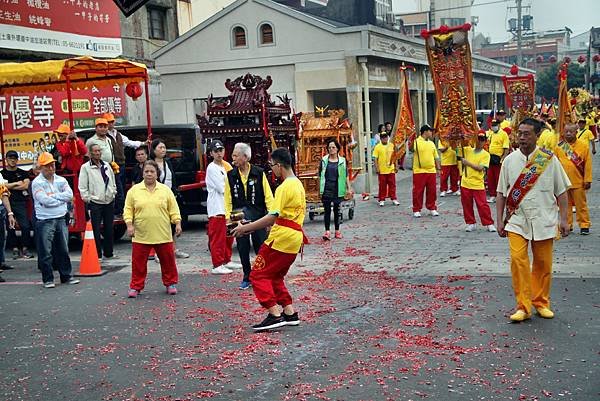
[499, 119, 510, 130]
[537, 128, 559, 151]
[438, 140, 457, 166]
[412, 136, 439, 174]
[123, 182, 181, 244]
[554, 139, 592, 188]
[487, 129, 510, 157]
[577, 128, 594, 143]
[224, 164, 274, 219]
[460, 147, 490, 190]
[372, 142, 395, 174]
[266, 176, 306, 254]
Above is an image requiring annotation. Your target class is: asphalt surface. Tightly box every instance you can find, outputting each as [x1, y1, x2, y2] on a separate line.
[1, 152, 599, 401]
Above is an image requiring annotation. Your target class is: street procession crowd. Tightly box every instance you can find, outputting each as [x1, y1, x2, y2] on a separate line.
[0, 104, 597, 328]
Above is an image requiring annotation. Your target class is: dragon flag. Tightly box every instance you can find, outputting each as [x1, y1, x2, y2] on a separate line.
[390, 64, 416, 165]
[557, 62, 575, 138]
[421, 24, 478, 146]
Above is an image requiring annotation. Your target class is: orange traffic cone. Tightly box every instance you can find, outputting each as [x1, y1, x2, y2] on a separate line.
[76, 222, 107, 277]
[148, 247, 156, 260]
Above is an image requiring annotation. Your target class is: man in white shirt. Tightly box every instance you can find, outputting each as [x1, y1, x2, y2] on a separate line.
[206, 140, 239, 274]
[496, 118, 571, 322]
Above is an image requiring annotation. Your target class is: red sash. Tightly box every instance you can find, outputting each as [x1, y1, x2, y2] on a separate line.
[558, 140, 585, 177]
[504, 148, 553, 224]
[275, 217, 309, 258]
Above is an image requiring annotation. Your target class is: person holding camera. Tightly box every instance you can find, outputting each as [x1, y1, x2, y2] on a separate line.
[54, 124, 87, 173]
[318, 139, 353, 240]
[225, 142, 274, 289]
[485, 119, 510, 203]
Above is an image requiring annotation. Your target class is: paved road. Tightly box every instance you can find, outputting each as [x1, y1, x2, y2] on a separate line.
[1, 151, 599, 400]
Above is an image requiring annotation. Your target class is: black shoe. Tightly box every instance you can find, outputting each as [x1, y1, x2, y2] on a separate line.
[252, 314, 286, 331]
[283, 312, 300, 326]
[0, 264, 14, 270]
[580, 228, 590, 235]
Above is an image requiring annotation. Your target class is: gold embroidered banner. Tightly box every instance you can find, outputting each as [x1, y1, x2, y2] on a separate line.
[502, 74, 535, 111]
[390, 64, 415, 165]
[557, 63, 575, 138]
[421, 24, 478, 146]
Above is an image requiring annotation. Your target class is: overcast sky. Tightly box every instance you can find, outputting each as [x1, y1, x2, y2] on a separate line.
[393, 0, 599, 42]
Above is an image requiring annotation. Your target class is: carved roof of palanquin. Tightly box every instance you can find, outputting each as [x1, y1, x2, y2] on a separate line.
[206, 73, 292, 116]
[299, 109, 352, 136]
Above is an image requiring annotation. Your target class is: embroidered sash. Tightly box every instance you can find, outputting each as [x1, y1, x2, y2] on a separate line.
[504, 148, 553, 224]
[558, 140, 585, 177]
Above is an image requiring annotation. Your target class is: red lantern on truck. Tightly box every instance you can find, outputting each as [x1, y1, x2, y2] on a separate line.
[126, 81, 143, 100]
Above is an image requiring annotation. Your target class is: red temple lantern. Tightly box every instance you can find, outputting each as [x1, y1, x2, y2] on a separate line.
[549, 55, 557, 63]
[563, 56, 571, 64]
[125, 82, 143, 100]
[536, 55, 544, 63]
[509, 64, 519, 75]
[593, 54, 600, 63]
[577, 55, 586, 64]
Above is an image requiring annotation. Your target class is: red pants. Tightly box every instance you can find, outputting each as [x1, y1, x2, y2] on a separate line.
[440, 165, 459, 193]
[460, 186, 494, 226]
[377, 173, 397, 200]
[250, 243, 297, 309]
[487, 164, 501, 197]
[207, 216, 233, 267]
[130, 242, 178, 291]
[412, 173, 437, 212]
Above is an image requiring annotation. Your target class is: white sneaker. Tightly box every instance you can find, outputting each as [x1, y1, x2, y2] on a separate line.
[429, 210, 440, 217]
[224, 261, 242, 269]
[572, 206, 576, 213]
[175, 249, 190, 259]
[465, 224, 476, 232]
[487, 197, 496, 203]
[486, 225, 497, 232]
[452, 190, 461, 196]
[413, 211, 422, 218]
[440, 191, 446, 197]
[379, 201, 385, 207]
[211, 265, 233, 274]
[392, 200, 400, 206]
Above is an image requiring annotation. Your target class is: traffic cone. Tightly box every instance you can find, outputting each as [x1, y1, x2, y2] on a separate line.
[148, 247, 156, 260]
[76, 222, 107, 277]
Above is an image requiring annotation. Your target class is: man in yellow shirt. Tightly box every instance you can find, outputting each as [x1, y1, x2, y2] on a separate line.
[412, 124, 441, 217]
[231, 148, 307, 331]
[486, 119, 510, 203]
[438, 139, 460, 196]
[577, 118, 596, 155]
[555, 123, 593, 235]
[537, 118, 559, 151]
[372, 132, 399, 206]
[496, 109, 511, 130]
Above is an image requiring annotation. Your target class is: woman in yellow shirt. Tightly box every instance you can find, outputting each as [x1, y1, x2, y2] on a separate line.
[124, 160, 182, 298]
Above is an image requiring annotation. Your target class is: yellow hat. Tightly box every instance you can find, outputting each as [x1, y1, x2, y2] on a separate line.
[102, 112, 115, 122]
[95, 118, 108, 126]
[53, 124, 71, 135]
[37, 152, 56, 166]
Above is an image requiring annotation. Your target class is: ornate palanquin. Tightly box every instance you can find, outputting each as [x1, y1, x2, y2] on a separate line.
[198, 73, 299, 182]
[297, 109, 357, 203]
[421, 24, 478, 147]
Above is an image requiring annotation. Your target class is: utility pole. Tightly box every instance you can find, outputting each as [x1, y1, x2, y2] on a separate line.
[516, 0, 523, 67]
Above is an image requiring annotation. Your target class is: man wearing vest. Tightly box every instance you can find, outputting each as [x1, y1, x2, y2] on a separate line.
[577, 118, 596, 155]
[496, 118, 571, 322]
[554, 123, 593, 235]
[225, 143, 274, 290]
[412, 124, 441, 217]
[486, 119, 510, 203]
[103, 113, 146, 218]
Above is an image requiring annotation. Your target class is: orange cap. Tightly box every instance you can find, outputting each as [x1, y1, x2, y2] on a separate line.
[95, 118, 108, 126]
[53, 124, 71, 135]
[37, 152, 56, 166]
[102, 113, 115, 122]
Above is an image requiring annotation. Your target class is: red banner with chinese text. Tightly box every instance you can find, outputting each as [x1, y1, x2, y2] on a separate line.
[0, 1, 122, 57]
[0, 84, 127, 168]
[502, 74, 535, 111]
[422, 24, 478, 146]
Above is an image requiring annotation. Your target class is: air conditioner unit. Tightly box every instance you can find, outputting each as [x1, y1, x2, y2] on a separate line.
[386, 12, 395, 25]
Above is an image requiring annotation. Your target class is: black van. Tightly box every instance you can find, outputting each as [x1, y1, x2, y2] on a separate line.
[78, 124, 207, 225]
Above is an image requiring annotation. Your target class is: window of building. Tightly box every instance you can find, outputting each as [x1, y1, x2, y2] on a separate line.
[440, 18, 466, 27]
[148, 7, 167, 40]
[232, 26, 247, 48]
[260, 23, 274, 45]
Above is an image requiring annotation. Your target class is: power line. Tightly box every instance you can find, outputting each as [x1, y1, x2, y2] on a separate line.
[425, 0, 509, 14]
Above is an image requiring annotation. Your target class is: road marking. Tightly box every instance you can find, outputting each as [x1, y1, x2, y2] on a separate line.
[0, 281, 42, 285]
